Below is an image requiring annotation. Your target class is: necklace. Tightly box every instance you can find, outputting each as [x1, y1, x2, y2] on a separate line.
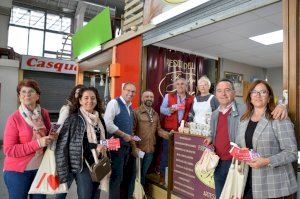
[143, 105, 154, 123]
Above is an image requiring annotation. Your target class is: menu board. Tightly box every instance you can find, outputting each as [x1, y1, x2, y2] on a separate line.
[173, 133, 216, 199]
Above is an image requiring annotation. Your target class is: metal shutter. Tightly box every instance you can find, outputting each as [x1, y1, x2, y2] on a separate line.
[23, 70, 76, 113]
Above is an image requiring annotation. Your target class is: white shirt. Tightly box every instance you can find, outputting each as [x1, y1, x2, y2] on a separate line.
[57, 105, 70, 125]
[104, 96, 132, 134]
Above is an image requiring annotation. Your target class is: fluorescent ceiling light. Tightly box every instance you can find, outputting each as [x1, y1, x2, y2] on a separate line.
[93, 69, 100, 72]
[249, 30, 283, 45]
[151, 0, 210, 25]
[77, 45, 102, 60]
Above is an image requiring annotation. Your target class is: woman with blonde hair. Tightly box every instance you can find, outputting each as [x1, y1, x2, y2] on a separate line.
[188, 76, 219, 134]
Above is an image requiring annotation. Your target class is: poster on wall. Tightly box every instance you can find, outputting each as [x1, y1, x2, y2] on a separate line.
[173, 133, 215, 199]
[224, 71, 243, 96]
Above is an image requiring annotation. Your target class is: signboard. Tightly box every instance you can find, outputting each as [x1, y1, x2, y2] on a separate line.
[72, 7, 112, 58]
[146, 45, 204, 114]
[173, 133, 216, 199]
[143, 0, 187, 25]
[21, 55, 77, 75]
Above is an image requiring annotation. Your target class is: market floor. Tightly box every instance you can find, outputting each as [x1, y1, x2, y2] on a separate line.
[0, 147, 109, 199]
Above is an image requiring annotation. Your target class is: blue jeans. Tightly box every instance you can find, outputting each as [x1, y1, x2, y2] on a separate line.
[159, 139, 169, 176]
[214, 159, 232, 199]
[55, 165, 100, 199]
[141, 152, 154, 186]
[109, 146, 136, 199]
[4, 170, 46, 199]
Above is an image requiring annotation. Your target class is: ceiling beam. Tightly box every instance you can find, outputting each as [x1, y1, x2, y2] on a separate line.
[13, 0, 74, 17]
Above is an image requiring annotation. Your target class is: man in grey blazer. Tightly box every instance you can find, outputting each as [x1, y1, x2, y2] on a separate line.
[204, 79, 287, 199]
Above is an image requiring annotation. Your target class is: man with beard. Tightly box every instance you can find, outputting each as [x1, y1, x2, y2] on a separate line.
[132, 90, 170, 187]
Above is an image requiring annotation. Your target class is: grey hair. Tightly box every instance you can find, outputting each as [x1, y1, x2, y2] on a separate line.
[122, 82, 136, 90]
[175, 77, 187, 85]
[197, 76, 211, 89]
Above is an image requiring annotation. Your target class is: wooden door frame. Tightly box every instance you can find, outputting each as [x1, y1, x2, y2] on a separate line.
[283, 0, 299, 148]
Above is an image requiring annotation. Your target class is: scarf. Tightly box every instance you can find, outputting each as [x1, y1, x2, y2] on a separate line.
[19, 103, 46, 140]
[80, 106, 105, 144]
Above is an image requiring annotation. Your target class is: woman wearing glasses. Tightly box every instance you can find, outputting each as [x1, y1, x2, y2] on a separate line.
[3, 79, 56, 199]
[237, 80, 297, 199]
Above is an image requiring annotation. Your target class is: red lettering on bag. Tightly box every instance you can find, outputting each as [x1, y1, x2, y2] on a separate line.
[47, 175, 60, 190]
[36, 173, 47, 188]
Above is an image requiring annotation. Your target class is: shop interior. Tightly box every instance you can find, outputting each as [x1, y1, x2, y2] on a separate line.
[144, 1, 284, 197]
[153, 1, 283, 103]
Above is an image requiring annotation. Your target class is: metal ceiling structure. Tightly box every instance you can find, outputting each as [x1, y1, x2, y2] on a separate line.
[12, 0, 125, 19]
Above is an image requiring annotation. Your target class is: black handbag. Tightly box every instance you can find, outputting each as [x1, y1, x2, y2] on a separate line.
[86, 149, 111, 182]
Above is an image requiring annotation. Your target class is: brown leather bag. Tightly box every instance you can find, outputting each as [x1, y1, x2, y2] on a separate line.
[86, 149, 111, 182]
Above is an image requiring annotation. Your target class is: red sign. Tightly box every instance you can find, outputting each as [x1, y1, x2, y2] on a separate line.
[173, 133, 216, 199]
[21, 55, 78, 74]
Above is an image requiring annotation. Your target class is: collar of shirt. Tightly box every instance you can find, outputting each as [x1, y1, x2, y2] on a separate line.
[120, 96, 132, 107]
[177, 93, 186, 104]
[140, 104, 153, 113]
[218, 102, 234, 114]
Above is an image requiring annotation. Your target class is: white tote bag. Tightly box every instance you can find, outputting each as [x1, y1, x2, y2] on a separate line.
[133, 158, 146, 199]
[219, 158, 245, 199]
[28, 147, 68, 194]
[197, 148, 219, 172]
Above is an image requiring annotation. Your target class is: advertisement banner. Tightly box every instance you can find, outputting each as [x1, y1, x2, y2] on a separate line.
[143, 0, 188, 25]
[21, 55, 78, 75]
[146, 45, 205, 113]
[173, 133, 216, 199]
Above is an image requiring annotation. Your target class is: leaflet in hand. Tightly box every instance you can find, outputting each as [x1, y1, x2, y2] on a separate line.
[172, 103, 185, 110]
[132, 135, 141, 142]
[229, 142, 260, 162]
[100, 138, 121, 150]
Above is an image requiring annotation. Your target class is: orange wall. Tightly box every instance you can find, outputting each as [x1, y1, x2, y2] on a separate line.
[111, 36, 141, 108]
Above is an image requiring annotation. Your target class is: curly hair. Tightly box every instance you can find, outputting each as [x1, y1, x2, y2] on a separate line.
[66, 84, 85, 105]
[241, 80, 276, 121]
[70, 87, 104, 114]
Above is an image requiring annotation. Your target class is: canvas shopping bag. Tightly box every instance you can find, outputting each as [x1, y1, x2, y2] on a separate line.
[197, 148, 219, 172]
[28, 147, 68, 194]
[219, 158, 246, 199]
[133, 158, 146, 199]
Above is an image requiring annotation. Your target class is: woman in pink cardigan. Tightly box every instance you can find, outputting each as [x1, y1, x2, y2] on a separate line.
[3, 79, 56, 199]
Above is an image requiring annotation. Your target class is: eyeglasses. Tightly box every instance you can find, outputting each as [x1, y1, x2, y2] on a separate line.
[216, 88, 233, 94]
[20, 89, 36, 96]
[250, 90, 269, 97]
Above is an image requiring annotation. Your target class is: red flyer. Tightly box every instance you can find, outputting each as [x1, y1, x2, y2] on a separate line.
[106, 138, 121, 150]
[177, 103, 185, 110]
[229, 144, 256, 162]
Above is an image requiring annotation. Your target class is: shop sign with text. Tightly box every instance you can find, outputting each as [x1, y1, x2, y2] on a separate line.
[173, 133, 216, 199]
[21, 55, 77, 75]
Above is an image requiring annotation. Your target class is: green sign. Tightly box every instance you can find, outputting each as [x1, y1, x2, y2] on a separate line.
[72, 7, 112, 58]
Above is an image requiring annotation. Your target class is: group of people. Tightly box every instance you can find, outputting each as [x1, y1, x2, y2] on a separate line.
[3, 79, 169, 199]
[3, 76, 298, 199]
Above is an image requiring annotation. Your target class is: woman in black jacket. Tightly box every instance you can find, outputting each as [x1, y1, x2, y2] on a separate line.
[55, 87, 108, 199]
